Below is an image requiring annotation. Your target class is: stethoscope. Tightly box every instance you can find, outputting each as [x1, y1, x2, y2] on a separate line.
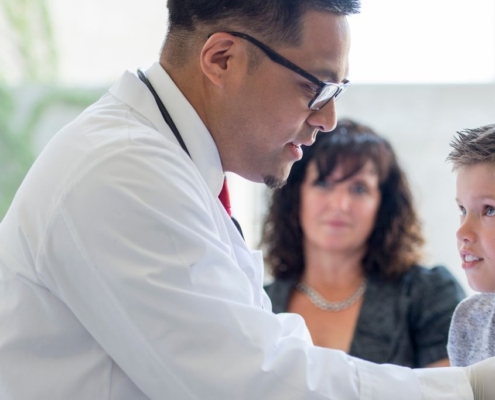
[137, 69, 190, 158]
[137, 69, 244, 237]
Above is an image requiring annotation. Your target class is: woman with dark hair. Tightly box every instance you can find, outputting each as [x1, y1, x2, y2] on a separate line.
[262, 118, 465, 368]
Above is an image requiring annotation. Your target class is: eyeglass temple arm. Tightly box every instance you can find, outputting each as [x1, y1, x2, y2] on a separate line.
[223, 31, 324, 87]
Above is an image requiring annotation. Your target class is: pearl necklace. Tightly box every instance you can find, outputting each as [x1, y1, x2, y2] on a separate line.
[295, 279, 367, 312]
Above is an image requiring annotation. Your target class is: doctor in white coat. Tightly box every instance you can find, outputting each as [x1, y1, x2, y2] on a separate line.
[0, 0, 494, 399]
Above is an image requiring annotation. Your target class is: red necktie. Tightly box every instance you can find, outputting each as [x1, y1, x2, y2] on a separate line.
[218, 177, 232, 217]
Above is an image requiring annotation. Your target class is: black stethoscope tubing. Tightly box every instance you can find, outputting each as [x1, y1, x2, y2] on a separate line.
[137, 69, 191, 159]
[137, 69, 244, 238]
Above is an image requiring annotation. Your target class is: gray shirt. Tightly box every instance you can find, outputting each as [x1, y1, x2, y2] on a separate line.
[448, 293, 495, 366]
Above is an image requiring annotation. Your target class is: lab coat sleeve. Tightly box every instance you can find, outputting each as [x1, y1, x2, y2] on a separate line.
[34, 139, 472, 400]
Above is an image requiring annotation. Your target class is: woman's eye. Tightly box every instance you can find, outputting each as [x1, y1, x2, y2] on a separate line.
[486, 206, 495, 217]
[351, 184, 368, 195]
[314, 180, 332, 189]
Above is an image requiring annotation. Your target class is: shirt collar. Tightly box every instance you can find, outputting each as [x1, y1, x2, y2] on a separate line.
[146, 63, 225, 198]
[110, 62, 225, 198]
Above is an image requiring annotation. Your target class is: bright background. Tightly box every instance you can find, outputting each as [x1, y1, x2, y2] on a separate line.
[4, 0, 493, 85]
[1, 0, 495, 293]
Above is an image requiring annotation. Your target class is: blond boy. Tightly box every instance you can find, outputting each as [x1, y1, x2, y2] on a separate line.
[447, 123, 495, 367]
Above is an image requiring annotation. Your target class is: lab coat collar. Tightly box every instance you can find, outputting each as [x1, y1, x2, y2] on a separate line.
[109, 62, 225, 199]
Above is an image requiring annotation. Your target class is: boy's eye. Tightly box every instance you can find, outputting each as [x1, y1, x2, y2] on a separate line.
[486, 206, 495, 217]
[458, 205, 466, 216]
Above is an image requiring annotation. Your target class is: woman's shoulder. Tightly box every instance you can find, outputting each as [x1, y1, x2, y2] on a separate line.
[405, 264, 456, 280]
[367, 265, 465, 309]
[264, 277, 296, 313]
[370, 265, 463, 294]
[401, 265, 465, 294]
[264, 277, 294, 293]
[398, 265, 466, 315]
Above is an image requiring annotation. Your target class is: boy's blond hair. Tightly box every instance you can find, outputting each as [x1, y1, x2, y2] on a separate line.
[447, 123, 495, 170]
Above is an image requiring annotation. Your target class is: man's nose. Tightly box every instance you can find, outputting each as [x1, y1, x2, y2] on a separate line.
[306, 99, 337, 133]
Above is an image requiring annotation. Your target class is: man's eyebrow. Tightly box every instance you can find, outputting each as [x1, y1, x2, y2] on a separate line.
[311, 68, 345, 83]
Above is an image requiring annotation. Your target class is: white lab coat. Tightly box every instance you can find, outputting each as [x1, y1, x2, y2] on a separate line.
[0, 62, 473, 399]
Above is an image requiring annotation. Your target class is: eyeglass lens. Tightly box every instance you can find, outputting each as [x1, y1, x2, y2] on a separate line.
[310, 81, 349, 110]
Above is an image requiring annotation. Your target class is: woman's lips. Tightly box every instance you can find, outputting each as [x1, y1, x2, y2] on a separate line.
[325, 220, 350, 228]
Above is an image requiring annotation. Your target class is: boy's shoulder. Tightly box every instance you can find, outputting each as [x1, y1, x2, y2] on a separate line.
[455, 293, 495, 320]
[448, 293, 495, 366]
[450, 293, 495, 342]
[450, 293, 495, 338]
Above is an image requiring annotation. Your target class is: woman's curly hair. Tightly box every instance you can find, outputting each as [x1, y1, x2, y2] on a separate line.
[262, 118, 424, 281]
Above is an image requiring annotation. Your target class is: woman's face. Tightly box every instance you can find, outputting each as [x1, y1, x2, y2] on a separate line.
[299, 159, 382, 256]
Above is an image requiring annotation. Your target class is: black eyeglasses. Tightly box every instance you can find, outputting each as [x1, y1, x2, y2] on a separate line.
[209, 31, 350, 111]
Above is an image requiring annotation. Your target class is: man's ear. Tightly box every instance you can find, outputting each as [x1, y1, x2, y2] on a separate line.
[200, 33, 247, 88]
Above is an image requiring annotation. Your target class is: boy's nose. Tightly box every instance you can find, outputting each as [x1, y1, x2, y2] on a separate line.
[456, 217, 476, 244]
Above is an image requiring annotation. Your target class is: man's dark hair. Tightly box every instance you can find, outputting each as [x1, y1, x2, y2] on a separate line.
[166, 0, 360, 46]
[262, 118, 424, 281]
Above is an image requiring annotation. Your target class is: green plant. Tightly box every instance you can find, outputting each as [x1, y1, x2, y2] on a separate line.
[0, 88, 102, 216]
[0, 0, 101, 219]
[1, 0, 58, 82]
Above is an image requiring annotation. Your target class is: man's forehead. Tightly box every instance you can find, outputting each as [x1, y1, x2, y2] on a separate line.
[286, 11, 351, 82]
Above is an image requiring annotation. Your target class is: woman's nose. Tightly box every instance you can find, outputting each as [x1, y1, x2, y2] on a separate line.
[328, 187, 350, 210]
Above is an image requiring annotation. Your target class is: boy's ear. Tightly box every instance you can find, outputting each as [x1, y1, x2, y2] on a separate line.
[199, 33, 248, 88]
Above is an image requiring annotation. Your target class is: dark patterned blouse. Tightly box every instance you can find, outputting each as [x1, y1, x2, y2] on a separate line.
[264, 265, 466, 367]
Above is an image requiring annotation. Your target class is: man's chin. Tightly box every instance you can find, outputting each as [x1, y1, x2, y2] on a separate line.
[263, 174, 287, 189]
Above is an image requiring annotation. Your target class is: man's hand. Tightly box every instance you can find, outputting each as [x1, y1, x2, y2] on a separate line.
[465, 357, 495, 400]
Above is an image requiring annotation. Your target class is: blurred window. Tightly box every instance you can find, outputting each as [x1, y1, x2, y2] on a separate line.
[348, 0, 495, 83]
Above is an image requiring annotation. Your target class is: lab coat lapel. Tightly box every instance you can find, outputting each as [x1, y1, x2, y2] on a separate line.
[109, 70, 171, 141]
[224, 212, 266, 309]
[111, 67, 266, 309]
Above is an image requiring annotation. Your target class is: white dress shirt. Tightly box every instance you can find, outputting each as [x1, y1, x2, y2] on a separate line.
[0, 62, 473, 399]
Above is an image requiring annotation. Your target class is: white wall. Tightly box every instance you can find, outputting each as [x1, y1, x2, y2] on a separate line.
[230, 83, 495, 293]
[6, 0, 495, 293]
[339, 83, 495, 293]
